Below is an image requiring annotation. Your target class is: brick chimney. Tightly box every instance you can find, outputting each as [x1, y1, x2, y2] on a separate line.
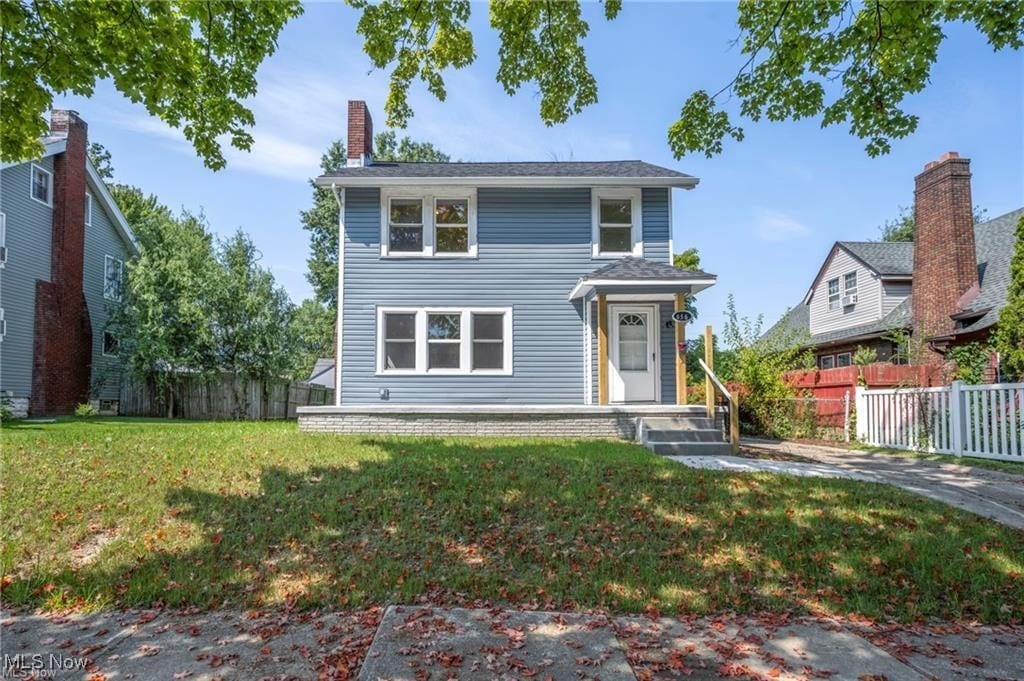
[30, 110, 93, 415]
[910, 151, 978, 362]
[346, 100, 373, 167]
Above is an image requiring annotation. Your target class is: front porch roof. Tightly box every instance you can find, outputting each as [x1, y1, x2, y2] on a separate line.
[568, 256, 717, 300]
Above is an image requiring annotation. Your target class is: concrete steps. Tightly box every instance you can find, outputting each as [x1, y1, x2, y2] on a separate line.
[638, 414, 732, 456]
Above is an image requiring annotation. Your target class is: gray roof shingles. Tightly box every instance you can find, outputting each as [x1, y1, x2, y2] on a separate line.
[837, 241, 915, 276]
[320, 160, 694, 180]
[765, 207, 1022, 346]
[584, 256, 714, 281]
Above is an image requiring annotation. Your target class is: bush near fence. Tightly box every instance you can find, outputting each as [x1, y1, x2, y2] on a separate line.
[119, 373, 334, 420]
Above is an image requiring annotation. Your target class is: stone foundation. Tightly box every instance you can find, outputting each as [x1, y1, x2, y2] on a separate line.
[297, 405, 710, 439]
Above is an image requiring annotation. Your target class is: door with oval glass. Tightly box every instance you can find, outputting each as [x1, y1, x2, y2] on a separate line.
[608, 304, 659, 403]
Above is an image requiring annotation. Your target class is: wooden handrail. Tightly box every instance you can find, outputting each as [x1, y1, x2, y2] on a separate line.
[697, 358, 740, 455]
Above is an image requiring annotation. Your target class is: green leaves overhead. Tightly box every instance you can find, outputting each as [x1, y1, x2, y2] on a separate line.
[489, 0, 599, 126]
[351, 0, 476, 128]
[669, 1, 1024, 158]
[1, 0, 301, 167]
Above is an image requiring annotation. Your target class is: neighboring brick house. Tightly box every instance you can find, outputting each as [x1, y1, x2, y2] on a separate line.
[0, 110, 140, 417]
[767, 152, 1021, 374]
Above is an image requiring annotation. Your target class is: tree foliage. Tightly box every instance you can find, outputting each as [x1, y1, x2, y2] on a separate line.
[289, 299, 336, 380]
[2, 0, 301, 167]
[346, 1, 1023, 158]
[213, 230, 295, 384]
[878, 204, 988, 242]
[995, 214, 1024, 380]
[721, 295, 811, 437]
[672, 247, 702, 321]
[302, 133, 449, 307]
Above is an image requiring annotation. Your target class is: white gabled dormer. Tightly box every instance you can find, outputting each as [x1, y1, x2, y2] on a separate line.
[805, 242, 912, 336]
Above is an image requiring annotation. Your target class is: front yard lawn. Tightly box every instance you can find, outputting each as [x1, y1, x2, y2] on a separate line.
[2, 419, 1022, 623]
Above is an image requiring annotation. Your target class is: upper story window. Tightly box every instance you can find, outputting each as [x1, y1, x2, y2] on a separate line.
[380, 189, 477, 258]
[85, 192, 93, 226]
[827, 278, 840, 310]
[843, 271, 858, 304]
[0, 212, 7, 268]
[0, 307, 6, 342]
[30, 164, 52, 206]
[592, 189, 643, 258]
[378, 307, 512, 375]
[104, 255, 124, 301]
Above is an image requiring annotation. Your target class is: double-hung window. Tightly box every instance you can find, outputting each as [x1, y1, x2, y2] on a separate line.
[388, 199, 424, 253]
[592, 189, 642, 258]
[381, 190, 476, 257]
[104, 255, 124, 301]
[827, 278, 840, 310]
[30, 164, 52, 206]
[103, 331, 119, 357]
[378, 307, 512, 375]
[843, 271, 858, 301]
[85, 192, 93, 226]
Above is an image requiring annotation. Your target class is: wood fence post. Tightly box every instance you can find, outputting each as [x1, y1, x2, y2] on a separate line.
[854, 386, 867, 442]
[704, 325, 714, 419]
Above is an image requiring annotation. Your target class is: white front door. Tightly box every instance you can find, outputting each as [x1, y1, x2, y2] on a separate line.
[609, 305, 658, 403]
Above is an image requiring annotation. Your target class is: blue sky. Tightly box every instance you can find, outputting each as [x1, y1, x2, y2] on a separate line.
[55, 2, 1024, 334]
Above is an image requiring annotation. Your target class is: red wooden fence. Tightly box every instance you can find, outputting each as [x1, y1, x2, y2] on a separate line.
[783, 364, 945, 428]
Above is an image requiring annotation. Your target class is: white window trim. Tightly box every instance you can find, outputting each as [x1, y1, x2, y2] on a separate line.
[85, 192, 93, 226]
[380, 187, 478, 258]
[827, 277, 841, 311]
[843, 271, 858, 296]
[104, 255, 124, 301]
[30, 164, 53, 207]
[376, 306, 513, 376]
[0, 211, 7, 268]
[592, 188, 643, 259]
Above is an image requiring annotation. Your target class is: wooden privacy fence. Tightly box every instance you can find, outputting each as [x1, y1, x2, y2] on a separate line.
[856, 381, 1024, 461]
[120, 374, 334, 420]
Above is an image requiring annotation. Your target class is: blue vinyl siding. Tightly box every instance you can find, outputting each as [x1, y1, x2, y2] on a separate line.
[0, 158, 55, 399]
[342, 186, 675, 405]
[83, 179, 130, 400]
[588, 299, 678, 405]
[641, 188, 671, 263]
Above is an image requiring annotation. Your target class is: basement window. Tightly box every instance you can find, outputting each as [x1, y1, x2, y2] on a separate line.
[836, 352, 852, 367]
[819, 355, 835, 370]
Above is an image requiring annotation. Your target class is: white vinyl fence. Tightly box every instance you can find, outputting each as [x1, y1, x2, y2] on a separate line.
[856, 381, 1024, 461]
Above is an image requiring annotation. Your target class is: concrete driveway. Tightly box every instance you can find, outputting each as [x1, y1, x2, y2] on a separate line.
[711, 439, 1024, 530]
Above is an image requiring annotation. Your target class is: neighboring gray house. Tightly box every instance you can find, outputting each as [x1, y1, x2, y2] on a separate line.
[307, 358, 335, 389]
[297, 101, 717, 435]
[767, 151, 1021, 373]
[0, 110, 139, 417]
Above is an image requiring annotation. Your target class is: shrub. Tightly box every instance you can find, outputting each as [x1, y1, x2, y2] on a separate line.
[0, 399, 12, 422]
[75, 402, 98, 418]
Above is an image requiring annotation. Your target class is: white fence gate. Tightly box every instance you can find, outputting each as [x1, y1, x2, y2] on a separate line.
[856, 381, 1024, 461]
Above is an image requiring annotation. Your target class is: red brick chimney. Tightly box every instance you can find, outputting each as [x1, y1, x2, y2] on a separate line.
[347, 101, 373, 167]
[31, 110, 93, 415]
[910, 151, 977, 362]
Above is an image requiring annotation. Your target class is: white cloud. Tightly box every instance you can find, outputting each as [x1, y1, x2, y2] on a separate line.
[754, 210, 810, 242]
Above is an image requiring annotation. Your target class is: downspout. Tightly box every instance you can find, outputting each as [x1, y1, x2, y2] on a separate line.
[331, 184, 345, 406]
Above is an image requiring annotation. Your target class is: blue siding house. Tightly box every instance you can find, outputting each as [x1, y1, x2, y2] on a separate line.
[0, 110, 139, 417]
[298, 102, 716, 437]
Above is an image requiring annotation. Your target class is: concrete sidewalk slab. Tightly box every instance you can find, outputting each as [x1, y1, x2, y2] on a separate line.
[665, 454, 874, 481]
[358, 606, 634, 680]
[741, 438, 1024, 529]
[859, 626, 1024, 680]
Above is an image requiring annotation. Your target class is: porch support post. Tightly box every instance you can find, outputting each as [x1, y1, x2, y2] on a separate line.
[704, 324, 714, 418]
[597, 294, 609, 405]
[674, 293, 687, 405]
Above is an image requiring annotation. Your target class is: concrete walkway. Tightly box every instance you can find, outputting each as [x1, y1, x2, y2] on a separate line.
[733, 438, 1024, 530]
[4, 606, 1024, 680]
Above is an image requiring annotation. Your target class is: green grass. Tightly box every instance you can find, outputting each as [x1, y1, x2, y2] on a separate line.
[851, 443, 1024, 474]
[2, 418, 1022, 623]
